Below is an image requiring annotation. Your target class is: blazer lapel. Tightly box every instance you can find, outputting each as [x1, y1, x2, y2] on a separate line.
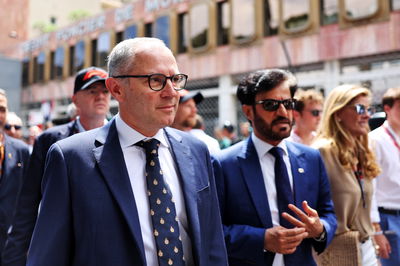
[238, 138, 273, 228]
[286, 142, 307, 206]
[164, 128, 202, 265]
[92, 120, 146, 264]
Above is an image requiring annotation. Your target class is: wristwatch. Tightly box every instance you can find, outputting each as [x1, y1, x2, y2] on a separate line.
[314, 228, 327, 242]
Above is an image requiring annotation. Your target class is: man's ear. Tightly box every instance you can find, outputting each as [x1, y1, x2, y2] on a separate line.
[383, 104, 391, 114]
[106, 78, 124, 102]
[242, 105, 254, 122]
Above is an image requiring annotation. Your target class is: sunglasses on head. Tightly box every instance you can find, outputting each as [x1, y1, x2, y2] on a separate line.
[308, 109, 322, 117]
[4, 124, 22, 130]
[255, 98, 297, 111]
[352, 104, 375, 116]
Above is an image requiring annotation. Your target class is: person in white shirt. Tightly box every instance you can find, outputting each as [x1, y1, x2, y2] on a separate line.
[370, 87, 400, 266]
[172, 89, 220, 154]
[287, 89, 324, 146]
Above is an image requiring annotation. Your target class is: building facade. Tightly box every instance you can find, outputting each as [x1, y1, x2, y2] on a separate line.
[4, 0, 400, 134]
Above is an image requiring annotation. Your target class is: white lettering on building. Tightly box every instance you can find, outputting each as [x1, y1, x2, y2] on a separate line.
[115, 4, 135, 24]
[145, 0, 184, 12]
[56, 15, 106, 42]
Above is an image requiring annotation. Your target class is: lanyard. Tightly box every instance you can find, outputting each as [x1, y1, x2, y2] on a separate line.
[383, 125, 400, 152]
[354, 163, 366, 208]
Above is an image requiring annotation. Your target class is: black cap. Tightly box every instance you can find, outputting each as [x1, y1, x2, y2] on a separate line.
[179, 89, 204, 104]
[73, 67, 108, 94]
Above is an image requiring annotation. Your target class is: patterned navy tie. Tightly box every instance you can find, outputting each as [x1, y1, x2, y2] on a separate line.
[269, 147, 294, 229]
[136, 139, 185, 266]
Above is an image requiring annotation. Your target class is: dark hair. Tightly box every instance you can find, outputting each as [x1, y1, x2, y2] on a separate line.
[236, 68, 297, 105]
[382, 87, 400, 108]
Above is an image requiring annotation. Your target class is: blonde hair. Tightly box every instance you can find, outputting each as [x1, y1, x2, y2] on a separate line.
[294, 89, 324, 112]
[316, 84, 380, 178]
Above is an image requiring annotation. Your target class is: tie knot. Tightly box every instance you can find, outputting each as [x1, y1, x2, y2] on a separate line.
[136, 139, 160, 156]
[269, 146, 284, 158]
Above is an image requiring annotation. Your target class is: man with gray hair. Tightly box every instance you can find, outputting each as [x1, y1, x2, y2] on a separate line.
[27, 38, 227, 266]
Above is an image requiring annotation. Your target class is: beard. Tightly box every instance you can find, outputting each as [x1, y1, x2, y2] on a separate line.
[253, 109, 293, 141]
[182, 116, 196, 128]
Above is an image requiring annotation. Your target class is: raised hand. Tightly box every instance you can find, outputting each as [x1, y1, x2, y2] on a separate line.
[282, 200, 324, 239]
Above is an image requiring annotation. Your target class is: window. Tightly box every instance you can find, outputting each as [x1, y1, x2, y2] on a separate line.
[53, 46, 64, 79]
[97, 32, 111, 68]
[282, 0, 310, 31]
[321, 0, 338, 25]
[75, 41, 85, 72]
[116, 31, 123, 44]
[190, 3, 209, 49]
[69, 46, 74, 76]
[264, 0, 279, 36]
[344, 0, 378, 20]
[22, 57, 29, 87]
[91, 39, 97, 66]
[232, 0, 256, 42]
[124, 24, 137, 39]
[391, 0, 400, 10]
[178, 13, 189, 53]
[145, 23, 153, 37]
[154, 16, 170, 47]
[35, 51, 45, 83]
[217, 1, 230, 45]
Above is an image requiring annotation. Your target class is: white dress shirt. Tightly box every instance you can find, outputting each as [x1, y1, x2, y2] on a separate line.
[75, 116, 108, 132]
[252, 133, 294, 266]
[189, 129, 221, 155]
[115, 114, 194, 266]
[369, 121, 400, 223]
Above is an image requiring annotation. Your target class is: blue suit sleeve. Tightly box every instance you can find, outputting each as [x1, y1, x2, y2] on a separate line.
[205, 152, 229, 265]
[2, 137, 46, 266]
[212, 157, 266, 264]
[26, 143, 73, 266]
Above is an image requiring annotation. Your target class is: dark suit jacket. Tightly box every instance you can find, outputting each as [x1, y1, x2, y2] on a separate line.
[212, 137, 337, 266]
[1, 121, 78, 266]
[0, 135, 30, 257]
[27, 120, 227, 266]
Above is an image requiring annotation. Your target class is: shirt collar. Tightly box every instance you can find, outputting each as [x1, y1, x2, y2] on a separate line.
[76, 116, 108, 132]
[251, 132, 289, 158]
[115, 113, 169, 149]
[384, 120, 400, 141]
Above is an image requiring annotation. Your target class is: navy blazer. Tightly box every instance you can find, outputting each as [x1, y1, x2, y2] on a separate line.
[0, 135, 30, 257]
[212, 137, 337, 266]
[2, 121, 79, 266]
[27, 120, 227, 266]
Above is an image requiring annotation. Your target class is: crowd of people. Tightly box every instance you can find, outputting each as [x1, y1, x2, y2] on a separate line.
[0, 37, 398, 266]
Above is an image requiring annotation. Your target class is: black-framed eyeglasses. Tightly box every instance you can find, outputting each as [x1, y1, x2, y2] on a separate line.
[308, 109, 322, 117]
[112, 73, 188, 91]
[351, 104, 375, 116]
[4, 124, 22, 130]
[255, 98, 297, 112]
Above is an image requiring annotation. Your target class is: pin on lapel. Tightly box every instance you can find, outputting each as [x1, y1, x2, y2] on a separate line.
[8, 153, 12, 159]
[17, 162, 22, 167]
[298, 168, 304, 173]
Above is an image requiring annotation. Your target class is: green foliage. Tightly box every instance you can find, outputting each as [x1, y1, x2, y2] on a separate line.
[68, 9, 91, 22]
[33, 21, 58, 34]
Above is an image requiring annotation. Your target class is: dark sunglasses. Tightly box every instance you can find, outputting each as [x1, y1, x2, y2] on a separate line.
[308, 109, 322, 117]
[352, 104, 375, 116]
[4, 124, 22, 130]
[255, 98, 297, 111]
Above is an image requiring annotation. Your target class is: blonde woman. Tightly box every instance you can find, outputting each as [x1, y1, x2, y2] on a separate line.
[314, 84, 380, 266]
